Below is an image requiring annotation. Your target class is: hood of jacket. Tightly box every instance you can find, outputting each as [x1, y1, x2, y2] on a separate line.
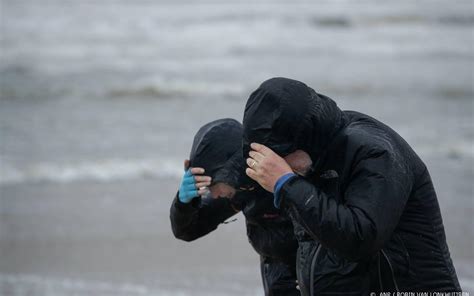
[189, 118, 244, 188]
[242, 77, 346, 163]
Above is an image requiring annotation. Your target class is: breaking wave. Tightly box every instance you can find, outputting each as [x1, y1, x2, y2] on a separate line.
[0, 158, 184, 186]
[107, 80, 247, 99]
[1, 140, 472, 186]
[307, 14, 474, 28]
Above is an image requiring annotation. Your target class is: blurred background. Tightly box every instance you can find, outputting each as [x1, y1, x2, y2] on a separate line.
[1, 0, 473, 295]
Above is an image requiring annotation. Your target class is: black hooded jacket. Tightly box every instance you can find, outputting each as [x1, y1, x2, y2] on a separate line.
[169, 118, 299, 295]
[243, 78, 461, 295]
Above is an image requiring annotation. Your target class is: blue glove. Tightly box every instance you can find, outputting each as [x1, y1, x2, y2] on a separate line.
[178, 169, 199, 203]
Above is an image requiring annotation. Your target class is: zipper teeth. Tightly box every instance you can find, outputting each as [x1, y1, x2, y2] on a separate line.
[310, 244, 322, 296]
[381, 249, 400, 292]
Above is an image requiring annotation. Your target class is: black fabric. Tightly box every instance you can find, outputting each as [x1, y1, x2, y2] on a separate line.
[170, 118, 298, 295]
[170, 191, 299, 295]
[242, 77, 461, 295]
[243, 77, 345, 161]
[170, 193, 238, 242]
[260, 256, 300, 296]
[189, 118, 243, 187]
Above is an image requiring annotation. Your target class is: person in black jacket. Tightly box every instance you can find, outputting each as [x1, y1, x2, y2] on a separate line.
[169, 118, 300, 296]
[242, 77, 461, 295]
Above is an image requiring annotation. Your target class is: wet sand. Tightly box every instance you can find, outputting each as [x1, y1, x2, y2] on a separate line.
[0, 178, 263, 295]
[1, 175, 473, 294]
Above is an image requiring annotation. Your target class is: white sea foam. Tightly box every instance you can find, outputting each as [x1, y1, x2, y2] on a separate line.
[1, 140, 472, 186]
[0, 158, 183, 186]
[416, 141, 474, 159]
[108, 78, 247, 99]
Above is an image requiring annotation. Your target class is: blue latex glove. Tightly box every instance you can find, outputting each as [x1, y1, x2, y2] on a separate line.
[178, 169, 199, 203]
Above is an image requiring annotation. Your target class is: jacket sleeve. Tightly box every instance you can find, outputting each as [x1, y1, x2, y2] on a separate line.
[170, 193, 239, 242]
[279, 149, 413, 261]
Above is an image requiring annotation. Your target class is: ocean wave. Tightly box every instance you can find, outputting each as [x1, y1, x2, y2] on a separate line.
[308, 16, 352, 28]
[415, 141, 474, 160]
[1, 141, 472, 186]
[437, 15, 474, 26]
[107, 80, 246, 99]
[0, 158, 184, 186]
[307, 14, 474, 28]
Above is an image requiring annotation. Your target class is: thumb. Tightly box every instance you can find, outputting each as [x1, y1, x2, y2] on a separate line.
[184, 159, 190, 171]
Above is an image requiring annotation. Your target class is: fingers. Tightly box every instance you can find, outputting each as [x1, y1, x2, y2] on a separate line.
[190, 167, 205, 175]
[184, 159, 190, 171]
[183, 168, 211, 190]
[195, 175, 211, 194]
[183, 175, 211, 185]
[194, 175, 211, 183]
[182, 184, 208, 197]
[197, 187, 209, 196]
[184, 182, 210, 191]
[250, 142, 270, 155]
[245, 167, 258, 181]
[195, 181, 211, 188]
[246, 157, 257, 168]
[183, 173, 211, 184]
[249, 150, 264, 162]
[181, 183, 208, 198]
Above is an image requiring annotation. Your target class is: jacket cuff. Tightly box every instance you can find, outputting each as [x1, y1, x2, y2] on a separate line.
[277, 176, 303, 208]
[174, 192, 200, 212]
[273, 173, 297, 208]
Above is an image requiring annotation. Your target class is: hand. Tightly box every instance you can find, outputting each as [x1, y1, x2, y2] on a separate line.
[245, 143, 293, 193]
[178, 159, 212, 203]
[284, 150, 312, 176]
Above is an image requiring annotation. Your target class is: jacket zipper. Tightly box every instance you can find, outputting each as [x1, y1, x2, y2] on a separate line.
[296, 248, 303, 295]
[260, 259, 269, 295]
[381, 249, 400, 292]
[309, 244, 322, 296]
[290, 203, 322, 296]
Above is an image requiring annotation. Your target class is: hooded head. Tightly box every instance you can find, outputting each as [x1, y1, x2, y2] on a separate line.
[189, 118, 245, 188]
[242, 77, 345, 163]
